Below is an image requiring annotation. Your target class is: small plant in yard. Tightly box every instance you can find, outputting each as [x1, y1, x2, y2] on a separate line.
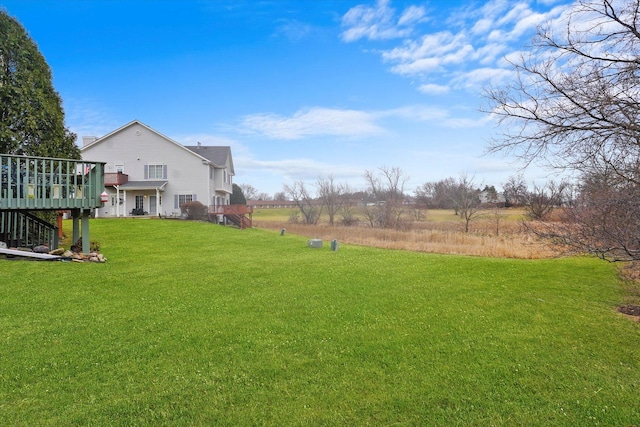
[287, 209, 300, 223]
[180, 200, 208, 220]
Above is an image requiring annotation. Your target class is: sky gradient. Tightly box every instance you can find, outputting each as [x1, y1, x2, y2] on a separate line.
[1, 0, 572, 196]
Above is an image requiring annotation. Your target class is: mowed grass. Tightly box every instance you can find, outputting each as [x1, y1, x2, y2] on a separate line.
[1, 219, 639, 426]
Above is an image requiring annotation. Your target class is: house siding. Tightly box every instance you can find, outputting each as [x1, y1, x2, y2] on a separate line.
[81, 121, 233, 217]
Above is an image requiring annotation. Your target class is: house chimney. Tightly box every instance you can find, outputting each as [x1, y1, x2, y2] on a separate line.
[82, 136, 97, 147]
[197, 141, 201, 149]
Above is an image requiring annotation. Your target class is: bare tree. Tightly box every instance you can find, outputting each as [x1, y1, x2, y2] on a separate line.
[502, 175, 528, 207]
[361, 166, 410, 229]
[485, 0, 640, 179]
[239, 183, 259, 201]
[415, 177, 457, 209]
[450, 174, 483, 233]
[338, 183, 359, 226]
[316, 175, 345, 227]
[525, 180, 569, 220]
[483, 0, 640, 260]
[490, 205, 503, 237]
[283, 181, 322, 225]
[535, 168, 640, 261]
[272, 191, 287, 201]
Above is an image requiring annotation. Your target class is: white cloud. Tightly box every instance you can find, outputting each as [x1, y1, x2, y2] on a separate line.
[341, 0, 403, 41]
[382, 30, 476, 77]
[171, 133, 240, 148]
[418, 83, 450, 95]
[342, 0, 575, 94]
[340, 0, 428, 42]
[472, 18, 493, 35]
[398, 5, 427, 26]
[273, 19, 313, 42]
[240, 103, 482, 141]
[390, 57, 442, 75]
[476, 43, 508, 65]
[382, 31, 467, 63]
[241, 107, 385, 140]
[64, 98, 121, 145]
[239, 158, 363, 182]
[442, 116, 490, 128]
[379, 105, 449, 121]
[452, 67, 515, 89]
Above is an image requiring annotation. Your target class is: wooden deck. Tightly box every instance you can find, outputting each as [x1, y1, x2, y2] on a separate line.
[1, 153, 106, 253]
[1, 154, 105, 211]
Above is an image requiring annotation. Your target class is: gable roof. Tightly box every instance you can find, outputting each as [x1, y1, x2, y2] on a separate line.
[184, 145, 234, 174]
[80, 119, 211, 163]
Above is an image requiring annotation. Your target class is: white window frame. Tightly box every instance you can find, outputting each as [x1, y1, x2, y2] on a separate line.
[175, 193, 196, 209]
[145, 164, 167, 180]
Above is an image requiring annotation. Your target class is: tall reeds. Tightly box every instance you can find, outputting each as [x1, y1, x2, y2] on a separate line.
[254, 218, 556, 259]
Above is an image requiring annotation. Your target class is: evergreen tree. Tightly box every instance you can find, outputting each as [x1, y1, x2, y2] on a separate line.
[230, 183, 247, 205]
[0, 10, 79, 159]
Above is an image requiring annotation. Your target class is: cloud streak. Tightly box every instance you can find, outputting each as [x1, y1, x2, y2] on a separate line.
[240, 157, 364, 181]
[240, 104, 485, 141]
[340, 0, 426, 42]
[241, 107, 385, 140]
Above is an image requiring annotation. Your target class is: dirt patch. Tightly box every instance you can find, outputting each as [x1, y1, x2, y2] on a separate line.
[617, 304, 640, 322]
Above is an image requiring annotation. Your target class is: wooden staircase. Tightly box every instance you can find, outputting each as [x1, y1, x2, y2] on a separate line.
[224, 213, 253, 229]
[0, 210, 58, 249]
[208, 204, 253, 229]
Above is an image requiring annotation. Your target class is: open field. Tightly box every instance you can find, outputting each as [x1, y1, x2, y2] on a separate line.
[1, 218, 639, 425]
[253, 207, 556, 258]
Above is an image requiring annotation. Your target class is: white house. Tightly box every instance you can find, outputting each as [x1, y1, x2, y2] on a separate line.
[81, 120, 234, 218]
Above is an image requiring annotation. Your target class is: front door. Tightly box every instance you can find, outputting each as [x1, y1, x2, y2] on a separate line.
[110, 196, 117, 216]
[149, 195, 157, 215]
[135, 195, 144, 214]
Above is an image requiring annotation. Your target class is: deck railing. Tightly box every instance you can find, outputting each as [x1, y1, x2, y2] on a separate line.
[0, 210, 58, 249]
[209, 204, 254, 215]
[0, 154, 106, 211]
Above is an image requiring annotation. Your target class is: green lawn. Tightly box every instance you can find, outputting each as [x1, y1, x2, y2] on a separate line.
[1, 219, 639, 425]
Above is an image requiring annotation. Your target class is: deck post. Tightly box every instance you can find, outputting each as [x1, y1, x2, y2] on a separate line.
[57, 211, 64, 239]
[115, 185, 120, 217]
[81, 209, 91, 253]
[71, 209, 80, 246]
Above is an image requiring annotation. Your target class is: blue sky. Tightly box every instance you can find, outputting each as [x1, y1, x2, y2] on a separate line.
[1, 0, 572, 196]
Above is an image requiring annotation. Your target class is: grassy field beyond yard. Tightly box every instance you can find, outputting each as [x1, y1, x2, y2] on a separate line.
[1, 219, 639, 425]
[252, 207, 554, 258]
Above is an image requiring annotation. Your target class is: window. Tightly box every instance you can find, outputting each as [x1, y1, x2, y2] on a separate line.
[115, 164, 124, 173]
[175, 194, 196, 209]
[145, 164, 167, 179]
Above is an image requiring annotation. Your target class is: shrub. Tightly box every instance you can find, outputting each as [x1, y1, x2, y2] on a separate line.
[287, 210, 300, 224]
[180, 201, 208, 220]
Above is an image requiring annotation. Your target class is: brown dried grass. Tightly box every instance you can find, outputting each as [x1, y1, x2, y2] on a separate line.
[253, 217, 557, 259]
